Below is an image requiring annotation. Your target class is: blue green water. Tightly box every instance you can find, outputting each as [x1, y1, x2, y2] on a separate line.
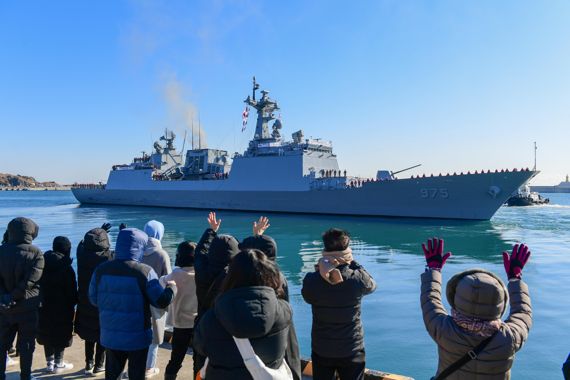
[1, 191, 569, 379]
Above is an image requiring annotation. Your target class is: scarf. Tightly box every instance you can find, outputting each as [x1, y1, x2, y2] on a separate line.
[318, 248, 353, 285]
[451, 308, 502, 337]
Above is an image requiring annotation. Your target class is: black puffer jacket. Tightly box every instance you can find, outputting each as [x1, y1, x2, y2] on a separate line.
[302, 260, 376, 358]
[37, 250, 78, 347]
[194, 228, 239, 315]
[74, 228, 113, 341]
[0, 217, 44, 314]
[194, 286, 292, 380]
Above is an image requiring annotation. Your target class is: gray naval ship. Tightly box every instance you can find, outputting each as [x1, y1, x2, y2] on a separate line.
[72, 79, 536, 220]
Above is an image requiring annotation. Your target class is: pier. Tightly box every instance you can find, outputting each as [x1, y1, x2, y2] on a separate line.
[5, 337, 413, 380]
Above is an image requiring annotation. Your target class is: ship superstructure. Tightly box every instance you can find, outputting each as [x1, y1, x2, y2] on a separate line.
[72, 79, 537, 220]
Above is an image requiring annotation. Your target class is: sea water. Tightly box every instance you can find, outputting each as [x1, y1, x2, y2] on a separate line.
[0, 191, 568, 379]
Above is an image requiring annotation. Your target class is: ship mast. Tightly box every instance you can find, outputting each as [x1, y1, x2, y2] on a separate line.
[244, 76, 279, 140]
[533, 141, 537, 171]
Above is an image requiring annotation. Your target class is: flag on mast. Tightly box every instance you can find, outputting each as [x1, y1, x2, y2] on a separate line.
[241, 106, 249, 132]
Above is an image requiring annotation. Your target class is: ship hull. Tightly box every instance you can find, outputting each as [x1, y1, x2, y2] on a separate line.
[72, 171, 536, 220]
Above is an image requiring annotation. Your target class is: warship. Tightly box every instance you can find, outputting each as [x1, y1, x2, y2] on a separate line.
[531, 175, 570, 193]
[72, 79, 536, 220]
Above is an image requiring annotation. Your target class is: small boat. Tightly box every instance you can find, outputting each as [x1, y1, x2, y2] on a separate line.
[506, 185, 549, 206]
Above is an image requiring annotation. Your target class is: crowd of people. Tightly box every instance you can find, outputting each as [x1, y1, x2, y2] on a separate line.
[0, 212, 544, 380]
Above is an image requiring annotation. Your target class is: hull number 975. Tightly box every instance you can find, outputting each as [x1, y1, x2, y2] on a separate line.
[420, 188, 449, 199]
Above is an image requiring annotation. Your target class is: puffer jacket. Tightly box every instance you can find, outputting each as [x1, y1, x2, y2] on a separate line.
[194, 286, 292, 380]
[89, 228, 176, 351]
[37, 250, 78, 347]
[194, 228, 239, 315]
[421, 269, 532, 380]
[75, 228, 114, 342]
[302, 260, 376, 358]
[0, 217, 44, 314]
[239, 234, 300, 380]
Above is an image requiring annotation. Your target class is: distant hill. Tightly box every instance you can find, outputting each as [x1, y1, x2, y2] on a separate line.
[0, 173, 60, 188]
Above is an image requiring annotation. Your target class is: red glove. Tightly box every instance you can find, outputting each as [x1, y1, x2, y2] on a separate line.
[422, 238, 452, 270]
[503, 243, 531, 279]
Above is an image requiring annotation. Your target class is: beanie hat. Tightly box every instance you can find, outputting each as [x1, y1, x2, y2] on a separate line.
[446, 268, 508, 320]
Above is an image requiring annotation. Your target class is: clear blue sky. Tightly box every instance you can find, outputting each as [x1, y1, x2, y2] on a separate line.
[1, 1, 569, 184]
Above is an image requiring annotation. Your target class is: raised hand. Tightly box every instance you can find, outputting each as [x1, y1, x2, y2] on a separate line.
[253, 216, 270, 236]
[207, 212, 222, 232]
[101, 222, 112, 232]
[503, 243, 531, 279]
[422, 237, 452, 270]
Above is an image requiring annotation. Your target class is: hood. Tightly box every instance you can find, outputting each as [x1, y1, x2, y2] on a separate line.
[144, 220, 164, 241]
[52, 236, 71, 257]
[214, 286, 280, 338]
[43, 250, 72, 274]
[209, 234, 240, 272]
[143, 237, 162, 256]
[239, 235, 277, 261]
[115, 228, 148, 262]
[446, 268, 508, 320]
[83, 228, 111, 252]
[7, 217, 39, 244]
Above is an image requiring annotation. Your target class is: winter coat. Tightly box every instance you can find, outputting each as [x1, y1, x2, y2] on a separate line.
[194, 286, 292, 380]
[160, 267, 197, 329]
[302, 260, 376, 358]
[142, 237, 172, 345]
[89, 228, 176, 351]
[0, 217, 44, 315]
[421, 269, 532, 380]
[74, 228, 114, 342]
[194, 228, 239, 315]
[37, 250, 78, 347]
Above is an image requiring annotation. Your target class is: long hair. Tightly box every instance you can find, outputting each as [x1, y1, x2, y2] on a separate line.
[220, 249, 284, 299]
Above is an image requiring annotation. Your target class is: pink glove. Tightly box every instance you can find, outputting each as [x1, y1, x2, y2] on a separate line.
[422, 238, 452, 270]
[503, 243, 531, 279]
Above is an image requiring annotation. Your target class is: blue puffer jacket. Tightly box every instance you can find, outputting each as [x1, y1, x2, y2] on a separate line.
[89, 228, 176, 351]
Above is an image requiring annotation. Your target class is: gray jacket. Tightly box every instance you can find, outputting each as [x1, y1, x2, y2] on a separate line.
[142, 238, 172, 344]
[421, 269, 532, 379]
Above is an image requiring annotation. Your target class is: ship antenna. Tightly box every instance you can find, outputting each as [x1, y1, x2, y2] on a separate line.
[198, 113, 202, 149]
[533, 141, 537, 171]
[253, 76, 257, 101]
[191, 119, 195, 150]
[181, 130, 187, 159]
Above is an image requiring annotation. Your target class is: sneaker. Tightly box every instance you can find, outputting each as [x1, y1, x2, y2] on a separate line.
[6, 356, 18, 366]
[46, 361, 55, 373]
[85, 361, 95, 374]
[145, 368, 160, 378]
[93, 365, 105, 375]
[121, 371, 129, 379]
[54, 362, 74, 374]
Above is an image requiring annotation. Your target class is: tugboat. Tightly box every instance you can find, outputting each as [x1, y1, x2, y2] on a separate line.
[506, 185, 549, 206]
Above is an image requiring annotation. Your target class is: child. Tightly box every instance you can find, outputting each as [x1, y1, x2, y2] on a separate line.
[160, 241, 198, 380]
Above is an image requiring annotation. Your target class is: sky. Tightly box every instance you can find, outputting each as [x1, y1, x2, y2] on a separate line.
[0, 0, 569, 185]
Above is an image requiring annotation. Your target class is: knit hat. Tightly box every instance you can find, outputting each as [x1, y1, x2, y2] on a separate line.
[53, 236, 71, 256]
[446, 268, 508, 320]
